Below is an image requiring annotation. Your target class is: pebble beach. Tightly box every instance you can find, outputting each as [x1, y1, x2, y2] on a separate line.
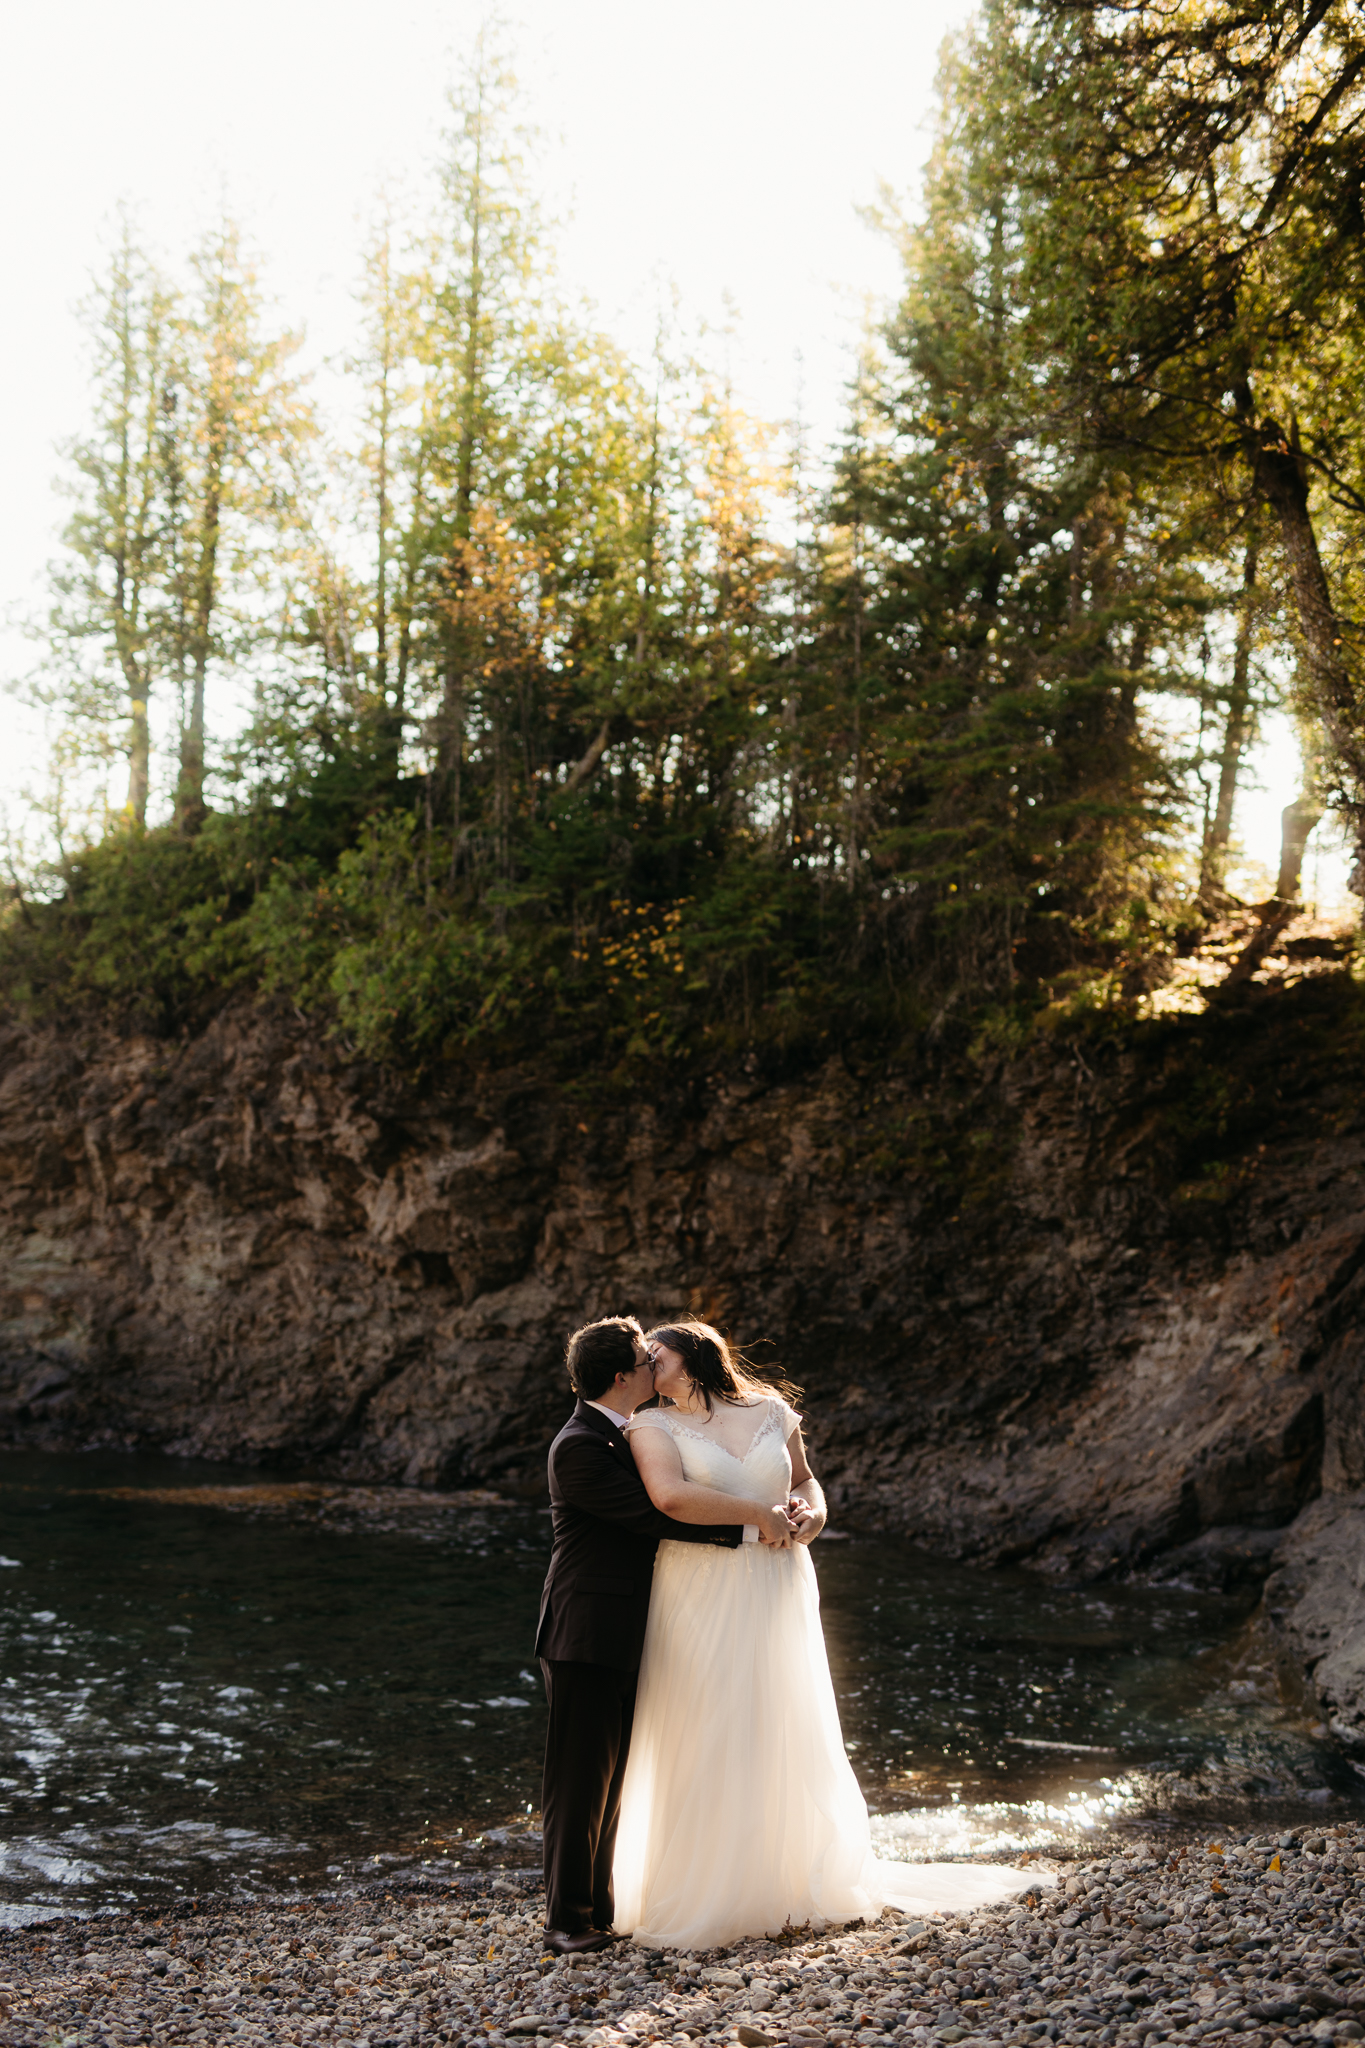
[3, 1824, 1362, 2048]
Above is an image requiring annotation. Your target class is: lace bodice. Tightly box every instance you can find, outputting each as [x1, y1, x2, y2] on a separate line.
[625, 1395, 801, 1505]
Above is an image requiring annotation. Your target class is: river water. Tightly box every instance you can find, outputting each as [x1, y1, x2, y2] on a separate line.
[0, 1449, 1356, 1926]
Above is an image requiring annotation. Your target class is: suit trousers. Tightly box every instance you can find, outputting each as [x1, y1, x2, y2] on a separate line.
[540, 1658, 638, 1934]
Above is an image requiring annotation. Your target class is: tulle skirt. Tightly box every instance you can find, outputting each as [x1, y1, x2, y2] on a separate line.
[612, 1539, 1039, 1950]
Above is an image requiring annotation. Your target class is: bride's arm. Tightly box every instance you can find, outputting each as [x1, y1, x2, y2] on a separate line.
[787, 1427, 827, 1545]
[628, 1428, 794, 1547]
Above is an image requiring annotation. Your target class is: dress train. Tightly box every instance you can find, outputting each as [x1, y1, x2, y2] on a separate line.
[613, 1528, 1043, 1950]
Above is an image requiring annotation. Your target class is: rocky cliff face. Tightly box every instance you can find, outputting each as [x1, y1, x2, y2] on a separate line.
[1, 978, 1363, 1730]
[1263, 1490, 1365, 1759]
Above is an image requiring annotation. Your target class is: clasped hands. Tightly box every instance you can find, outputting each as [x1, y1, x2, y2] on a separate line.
[756, 1494, 825, 1548]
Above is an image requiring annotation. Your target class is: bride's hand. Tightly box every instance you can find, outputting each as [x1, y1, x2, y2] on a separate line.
[756, 1502, 796, 1548]
[788, 1493, 826, 1545]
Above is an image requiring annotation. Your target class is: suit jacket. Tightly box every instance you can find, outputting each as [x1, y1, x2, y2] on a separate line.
[535, 1400, 743, 1670]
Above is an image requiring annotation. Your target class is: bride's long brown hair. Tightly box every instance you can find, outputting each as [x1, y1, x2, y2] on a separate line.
[645, 1318, 803, 1418]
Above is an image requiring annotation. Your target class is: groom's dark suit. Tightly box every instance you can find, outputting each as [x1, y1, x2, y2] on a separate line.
[536, 1400, 743, 1935]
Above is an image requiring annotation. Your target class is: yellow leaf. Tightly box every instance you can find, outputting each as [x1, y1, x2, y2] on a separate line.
[1269, 1854, 1281, 1872]
[1207, 1842, 1223, 1857]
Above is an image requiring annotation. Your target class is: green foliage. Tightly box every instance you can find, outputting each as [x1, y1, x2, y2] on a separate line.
[3, 826, 246, 1029]
[249, 811, 545, 1062]
[9, 14, 1364, 1078]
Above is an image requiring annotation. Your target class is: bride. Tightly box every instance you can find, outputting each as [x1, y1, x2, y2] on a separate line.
[611, 1320, 1044, 1951]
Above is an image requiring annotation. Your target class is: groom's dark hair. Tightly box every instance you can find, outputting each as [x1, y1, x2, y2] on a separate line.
[565, 1316, 644, 1401]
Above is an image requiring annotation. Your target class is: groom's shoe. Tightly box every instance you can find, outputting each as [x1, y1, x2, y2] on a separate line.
[543, 1928, 612, 1956]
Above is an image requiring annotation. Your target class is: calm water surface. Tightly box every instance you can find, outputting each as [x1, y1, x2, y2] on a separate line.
[0, 1449, 1355, 1924]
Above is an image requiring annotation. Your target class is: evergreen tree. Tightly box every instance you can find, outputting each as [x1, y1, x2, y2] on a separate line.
[171, 218, 314, 829]
[46, 219, 178, 827]
[1011, 0, 1365, 875]
[810, 25, 1205, 1000]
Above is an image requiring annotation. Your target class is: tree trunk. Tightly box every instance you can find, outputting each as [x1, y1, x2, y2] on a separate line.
[847, 510, 864, 883]
[981, 204, 1010, 616]
[1248, 410, 1365, 859]
[1277, 795, 1322, 902]
[113, 573, 152, 829]
[444, 666, 464, 883]
[376, 390, 389, 697]
[179, 661, 208, 832]
[1199, 539, 1259, 898]
[178, 466, 219, 834]
[454, 114, 484, 543]
[391, 452, 426, 786]
[374, 396, 399, 785]
[435, 114, 485, 822]
[161, 380, 189, 789]
[1221, 789, 1322, 991]
[126, 698, 150, 824]
[394, 606, 411, 757]
[564, 718, 612, 793]
[636, 369, 661, 667]
[110, 267, 153, 829]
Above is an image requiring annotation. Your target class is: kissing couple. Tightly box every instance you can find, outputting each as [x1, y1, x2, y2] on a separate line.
[534, 1315, 1043, 1954]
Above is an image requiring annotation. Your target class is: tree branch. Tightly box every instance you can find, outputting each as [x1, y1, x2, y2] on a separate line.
[563, 717, 612, 794]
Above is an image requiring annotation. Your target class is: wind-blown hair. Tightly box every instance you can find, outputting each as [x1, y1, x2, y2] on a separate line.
[645, 1317, 803, 1417]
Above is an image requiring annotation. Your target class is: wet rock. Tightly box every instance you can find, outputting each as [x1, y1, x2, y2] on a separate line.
[1147, 1524, 1287, 1594]
[1264, 1493, 1365, 1752]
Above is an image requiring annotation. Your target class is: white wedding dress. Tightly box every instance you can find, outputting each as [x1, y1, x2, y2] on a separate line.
[612, 1396, 1046, 1951]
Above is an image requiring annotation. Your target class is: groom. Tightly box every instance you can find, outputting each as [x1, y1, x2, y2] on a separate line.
[535, 1315, 783, 1953]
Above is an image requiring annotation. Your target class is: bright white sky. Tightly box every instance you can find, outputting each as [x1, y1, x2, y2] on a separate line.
[0, 0, 1347, 905]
